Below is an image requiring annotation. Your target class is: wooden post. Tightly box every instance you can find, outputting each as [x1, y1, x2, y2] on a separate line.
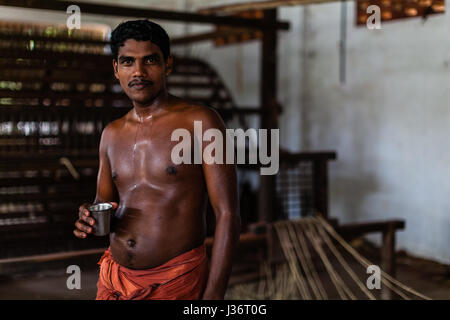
[258, 9, 278, 223]
[312, 159, 329, 218]
[381, 222, 396, 299]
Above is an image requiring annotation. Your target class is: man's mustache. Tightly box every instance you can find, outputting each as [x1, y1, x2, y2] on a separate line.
[128, 79, 153, 87]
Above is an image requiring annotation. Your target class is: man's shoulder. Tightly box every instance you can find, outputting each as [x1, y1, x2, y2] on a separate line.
[171, 98, 224, 126]
[101, 114, 127, 137]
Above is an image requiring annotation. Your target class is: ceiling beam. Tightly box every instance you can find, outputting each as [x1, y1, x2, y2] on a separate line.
[198, 0, 340, 14]
[0, 0, 290, 30]
[171, 29, 258, 46]
[171, 31, 228, 46]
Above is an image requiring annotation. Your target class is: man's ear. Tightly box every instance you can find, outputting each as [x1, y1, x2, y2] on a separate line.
[165, 56, 173, 77]
[112, 59, 119, 80]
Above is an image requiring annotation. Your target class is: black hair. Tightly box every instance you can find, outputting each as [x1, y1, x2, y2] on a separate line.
[110, 19, 170, 61]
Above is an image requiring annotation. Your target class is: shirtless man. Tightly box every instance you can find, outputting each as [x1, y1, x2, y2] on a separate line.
[73, 20, 240, 300]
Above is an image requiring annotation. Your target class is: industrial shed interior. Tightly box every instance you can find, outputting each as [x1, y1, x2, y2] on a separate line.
[0, 0, 448, 300]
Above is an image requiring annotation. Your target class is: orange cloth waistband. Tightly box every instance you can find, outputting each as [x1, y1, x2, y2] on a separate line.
[96, 244, 208, 300]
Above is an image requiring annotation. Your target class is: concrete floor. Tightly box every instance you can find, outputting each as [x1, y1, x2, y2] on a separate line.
[225, 250, 450, 300]
[0, 242, 448, 300]
[0, 268, 99, 300]
[0, 255, 101, 300]
[394, 252, 450, 299]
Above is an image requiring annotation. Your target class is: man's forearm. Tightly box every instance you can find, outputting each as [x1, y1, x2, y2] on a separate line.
[202, 212, 240, 299]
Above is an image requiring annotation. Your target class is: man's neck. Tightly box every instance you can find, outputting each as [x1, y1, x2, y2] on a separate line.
[132, 91, 170, 122]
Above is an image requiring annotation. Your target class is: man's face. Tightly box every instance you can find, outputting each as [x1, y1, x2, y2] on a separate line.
[113, 39, 173, 106]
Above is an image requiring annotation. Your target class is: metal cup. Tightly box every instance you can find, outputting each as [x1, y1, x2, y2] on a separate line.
[88, 202, 113, 236]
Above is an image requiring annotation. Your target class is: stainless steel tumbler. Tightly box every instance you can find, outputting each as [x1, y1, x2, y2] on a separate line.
[88, 202, 113, 236]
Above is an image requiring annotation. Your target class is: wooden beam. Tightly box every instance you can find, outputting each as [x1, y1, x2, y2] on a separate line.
[258, 9, 278, 223]
[198, 0, 340, 14]
[280, 151, 337, 163]
[172, 31, 223, 46]
[335, 220, 405, 238]
[171, 29, 256, 46]
[0, 0, 289, 30]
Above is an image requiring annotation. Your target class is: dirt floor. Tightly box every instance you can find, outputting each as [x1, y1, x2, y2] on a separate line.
[0, 240, 448, 300]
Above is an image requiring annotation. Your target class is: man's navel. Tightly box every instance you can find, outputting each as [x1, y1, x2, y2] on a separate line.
[166, 165, 177, 175]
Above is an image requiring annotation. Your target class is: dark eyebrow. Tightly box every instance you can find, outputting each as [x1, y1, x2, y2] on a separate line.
[118, 55, 134, 62]
[118, 54, 160, 63]
[143, 53, 161, 61]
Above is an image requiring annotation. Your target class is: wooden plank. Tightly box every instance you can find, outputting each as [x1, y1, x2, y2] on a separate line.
[336, 220, 405, 238]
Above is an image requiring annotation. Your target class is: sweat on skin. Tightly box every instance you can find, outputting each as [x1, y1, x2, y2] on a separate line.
[171, 120, 280, 175]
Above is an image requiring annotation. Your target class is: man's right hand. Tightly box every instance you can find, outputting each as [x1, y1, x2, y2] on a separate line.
[73, 202, 118, 238]
[73, 203, 95, 239]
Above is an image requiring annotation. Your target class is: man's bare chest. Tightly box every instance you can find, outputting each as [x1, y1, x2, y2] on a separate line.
[107, 122, 197, 184]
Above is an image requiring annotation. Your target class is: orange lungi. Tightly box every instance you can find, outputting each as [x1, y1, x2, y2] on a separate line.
[96, 244, 209, 300]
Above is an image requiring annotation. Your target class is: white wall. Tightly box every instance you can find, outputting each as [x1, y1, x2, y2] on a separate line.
[299, 1, 450, 264]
